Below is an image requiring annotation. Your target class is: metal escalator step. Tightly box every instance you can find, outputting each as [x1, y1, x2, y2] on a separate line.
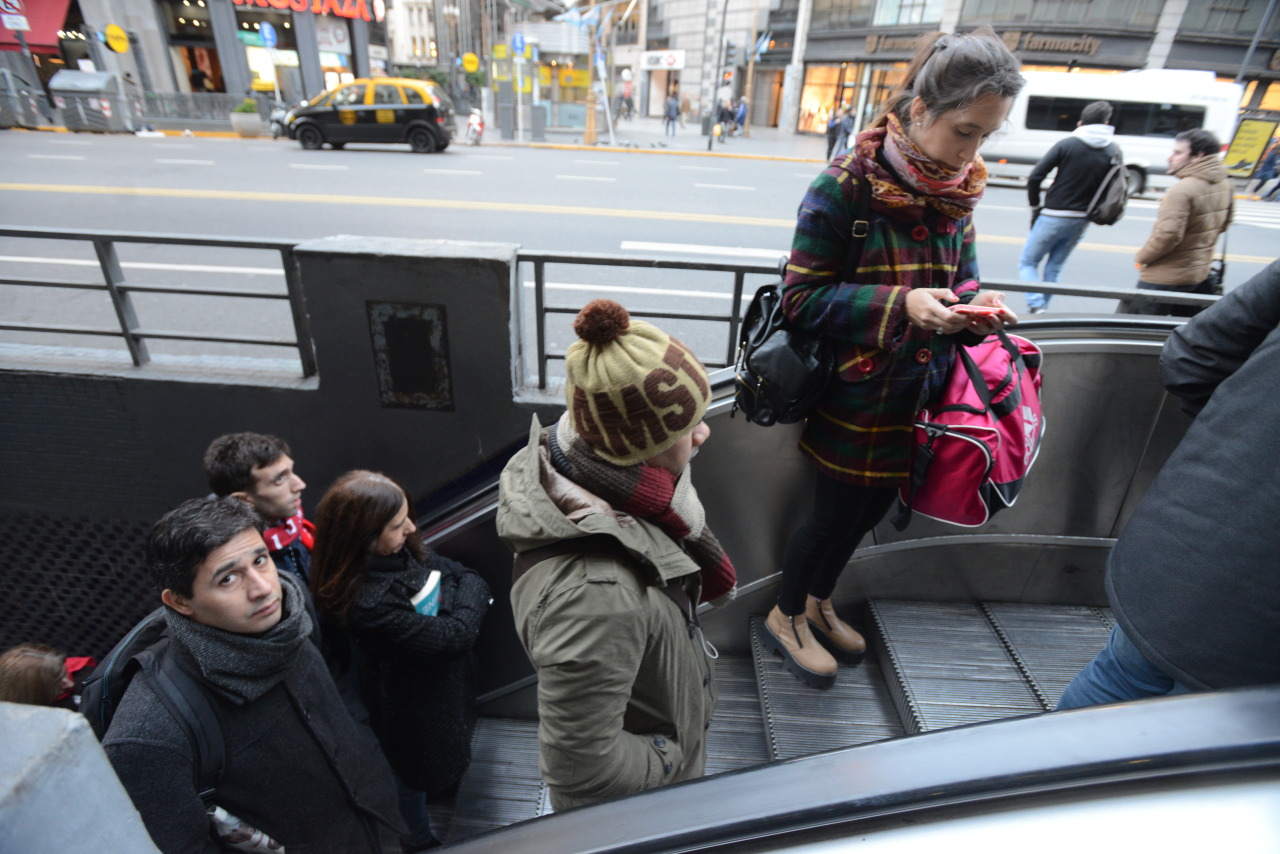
[750, 613, 905, 761]
[982, 602, 1114, 708]
[446, 717, 549, 843]
[705, 652, 771, 774]
[868, 600, 1043, 734]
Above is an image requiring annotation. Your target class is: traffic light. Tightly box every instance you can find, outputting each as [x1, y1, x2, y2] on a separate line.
[724, 41, 736, 67]
[721, 69, 734, 86]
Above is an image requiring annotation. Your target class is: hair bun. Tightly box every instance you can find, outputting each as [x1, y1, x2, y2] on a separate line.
[574, 299, 631, 345]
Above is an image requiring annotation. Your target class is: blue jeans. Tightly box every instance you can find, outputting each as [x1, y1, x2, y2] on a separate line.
[1056, 626, 1192, 710]
[1019, 213, 1090, 311]
[396, 774, 437, 850]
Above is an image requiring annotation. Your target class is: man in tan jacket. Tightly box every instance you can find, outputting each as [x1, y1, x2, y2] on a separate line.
[1130, 129, 1233, 317]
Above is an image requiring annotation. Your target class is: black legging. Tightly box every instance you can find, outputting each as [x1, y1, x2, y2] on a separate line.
[776, 473, 898, 616]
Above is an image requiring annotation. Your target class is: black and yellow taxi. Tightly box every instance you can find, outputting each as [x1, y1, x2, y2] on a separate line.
[285, 77, 454, 153]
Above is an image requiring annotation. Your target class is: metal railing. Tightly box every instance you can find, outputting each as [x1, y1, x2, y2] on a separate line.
[141, 92, 275, 121]
[0, 227, 317, 377]
[518, 250, 783, 390]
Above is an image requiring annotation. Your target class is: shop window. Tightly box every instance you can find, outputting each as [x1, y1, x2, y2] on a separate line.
[812, 0, 874, 30]
[1182, 1, 1280, 37]
[873, 0, 944, 26]
[961, 0, 1161, 27]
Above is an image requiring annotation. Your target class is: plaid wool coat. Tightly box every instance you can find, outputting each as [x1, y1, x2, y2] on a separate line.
[782, 147, 984, 486]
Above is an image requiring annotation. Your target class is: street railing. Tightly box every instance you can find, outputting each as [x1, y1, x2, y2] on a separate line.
[518, 250, 782, 390]
[0, 227, 316, 377]
[141, 92, 274, 121]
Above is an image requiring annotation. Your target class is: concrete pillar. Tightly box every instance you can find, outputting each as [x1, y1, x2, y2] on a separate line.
[1145, 0, 1188, 70]
[209, 0, 251, 96]
[292, 12, 326, 98]
[0, 703, 159, 853]
[777, 0, 812, 134]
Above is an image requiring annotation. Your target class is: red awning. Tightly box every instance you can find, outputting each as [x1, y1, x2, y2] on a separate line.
[0, 0, 75, 54]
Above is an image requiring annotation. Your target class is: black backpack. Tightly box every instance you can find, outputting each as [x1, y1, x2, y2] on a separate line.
[732, 174, 872, 426]
[80, 607, 225, 805]
[1086, 144, 1129, 226]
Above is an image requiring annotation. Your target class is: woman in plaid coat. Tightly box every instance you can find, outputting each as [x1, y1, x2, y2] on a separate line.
[762, 29, 1025, 689]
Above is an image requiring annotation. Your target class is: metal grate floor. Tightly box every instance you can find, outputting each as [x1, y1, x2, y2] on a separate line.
[446, 717, 549, 843]
[704, 652, 772, 774]
[869, 600, 1046, 733]
[750, 613, 905, 761]
[983, 602, 1113, 709]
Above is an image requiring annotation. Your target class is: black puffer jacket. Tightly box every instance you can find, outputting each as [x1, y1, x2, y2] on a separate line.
[1107, 260, 1280, 690]
[347, 549, 491, 795]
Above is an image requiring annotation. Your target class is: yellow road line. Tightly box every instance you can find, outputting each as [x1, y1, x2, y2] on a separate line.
[0, 182, 793, 228]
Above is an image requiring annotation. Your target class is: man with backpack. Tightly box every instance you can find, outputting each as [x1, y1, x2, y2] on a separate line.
[99, 497, 403, 853]
[1126, 129, 1233, 317]
[1019, 100, 1123, 314]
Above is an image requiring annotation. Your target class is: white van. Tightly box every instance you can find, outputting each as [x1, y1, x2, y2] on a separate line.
[981, 69, 1244, 194]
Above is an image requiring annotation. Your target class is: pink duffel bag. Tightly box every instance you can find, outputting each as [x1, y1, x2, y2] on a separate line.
[895, 328, 1045, 529]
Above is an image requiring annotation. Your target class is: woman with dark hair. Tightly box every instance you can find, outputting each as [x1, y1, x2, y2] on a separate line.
[764, 29, 1025, 689]
[311, 470, 490, 852]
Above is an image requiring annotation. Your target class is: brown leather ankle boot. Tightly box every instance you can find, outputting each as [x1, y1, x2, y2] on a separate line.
[805, 597, 866, 665]
[763, 605, 837, 689]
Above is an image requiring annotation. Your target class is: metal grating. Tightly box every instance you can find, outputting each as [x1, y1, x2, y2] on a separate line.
[445, 717, 549, 843]
[750, 614, 905, 761]
[704, 652, 771, 774]
[0, 512, 155, 659]
[868, 600, 1044, 734]
[983, 602, 1114, 709]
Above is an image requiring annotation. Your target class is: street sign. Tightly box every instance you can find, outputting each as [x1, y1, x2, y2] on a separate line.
[104, 24, 129, 54]
[0, 0, 24, 14]
[512, 32, 525, 54]
[260, 22, 277, 48]
[462, 51, 479, 73]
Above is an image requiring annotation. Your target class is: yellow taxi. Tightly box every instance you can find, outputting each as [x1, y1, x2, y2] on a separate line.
[285, 77, 455, 153]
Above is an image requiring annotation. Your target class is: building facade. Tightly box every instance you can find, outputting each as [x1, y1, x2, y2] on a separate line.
[789, 0, 1280, 136]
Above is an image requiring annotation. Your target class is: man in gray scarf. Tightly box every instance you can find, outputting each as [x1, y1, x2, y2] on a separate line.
[102, 497, 403, 853]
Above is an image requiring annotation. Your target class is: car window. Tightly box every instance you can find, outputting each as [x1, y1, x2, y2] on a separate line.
[402, 86, 425, 106]
[374, 84, 403, 105]
[425, 83, 453, 111]
[332, 84, 367, 106]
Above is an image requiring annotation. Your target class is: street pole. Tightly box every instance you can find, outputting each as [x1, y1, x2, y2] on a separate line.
[584, 0, 597, 144]
[706, 0, 730, 152]
[1235, 0, 1279, 84]
[742, 0, 759, 139]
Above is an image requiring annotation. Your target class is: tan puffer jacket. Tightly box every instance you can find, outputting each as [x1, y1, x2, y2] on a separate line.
[1136, 155, 1234, 286]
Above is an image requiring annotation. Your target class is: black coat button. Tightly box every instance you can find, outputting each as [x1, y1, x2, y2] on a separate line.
[663, 762, 673, 775]
[653, 736, 667, 748]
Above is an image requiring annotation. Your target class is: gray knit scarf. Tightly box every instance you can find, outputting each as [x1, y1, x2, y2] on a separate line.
[164, 571, 313, 702]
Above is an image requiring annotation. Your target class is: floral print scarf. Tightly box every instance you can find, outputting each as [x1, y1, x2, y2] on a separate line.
[855, 112, 988, 221]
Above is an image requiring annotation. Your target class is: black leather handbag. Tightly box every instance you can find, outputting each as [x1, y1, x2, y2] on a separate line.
[732, 175, 871, 427]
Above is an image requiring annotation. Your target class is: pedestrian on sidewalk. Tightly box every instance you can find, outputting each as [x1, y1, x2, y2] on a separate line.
[664, 92, 679, 137]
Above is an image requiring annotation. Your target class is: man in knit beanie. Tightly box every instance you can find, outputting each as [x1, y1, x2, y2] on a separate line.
[497, 299, 734, 810]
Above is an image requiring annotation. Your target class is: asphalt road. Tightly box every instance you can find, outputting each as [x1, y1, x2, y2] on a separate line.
[3, 129, 1277, 372]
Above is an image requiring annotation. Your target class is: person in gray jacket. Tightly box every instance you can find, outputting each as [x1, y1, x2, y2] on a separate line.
[497, 299, 734, 811]
[1019, 100, 1120, 313]
[103, 497, 403, 853]
[1057, 259, 1280, 709]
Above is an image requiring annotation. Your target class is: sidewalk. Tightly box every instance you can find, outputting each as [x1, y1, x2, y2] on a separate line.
[487, 114, 829, 162]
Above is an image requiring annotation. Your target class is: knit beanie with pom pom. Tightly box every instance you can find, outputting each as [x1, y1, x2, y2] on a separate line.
[565, 299, 710, 466]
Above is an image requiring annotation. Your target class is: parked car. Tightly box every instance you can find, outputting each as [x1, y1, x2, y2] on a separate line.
[285, 77, 454, 152]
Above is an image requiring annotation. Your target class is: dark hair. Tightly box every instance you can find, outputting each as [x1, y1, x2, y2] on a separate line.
[1080, 100, 1113, 126]
[1177, 128, 1220, 158]
[203, 432, 292, 496]
[875, 28, 1024, 127]
[310, 470, 425, 624]
[147, 497, 264, 598]
[0, 643, 66, 706]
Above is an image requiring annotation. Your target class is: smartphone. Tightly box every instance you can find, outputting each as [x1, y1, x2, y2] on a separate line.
[951, 305, 1002, 318]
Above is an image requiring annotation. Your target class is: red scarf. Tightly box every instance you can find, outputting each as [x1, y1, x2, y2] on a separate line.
[855, 112, 988, 221]
[262, 508, 316, 553]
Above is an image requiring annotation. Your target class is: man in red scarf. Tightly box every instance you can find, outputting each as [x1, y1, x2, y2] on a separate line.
[203, 432, 315, 582]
